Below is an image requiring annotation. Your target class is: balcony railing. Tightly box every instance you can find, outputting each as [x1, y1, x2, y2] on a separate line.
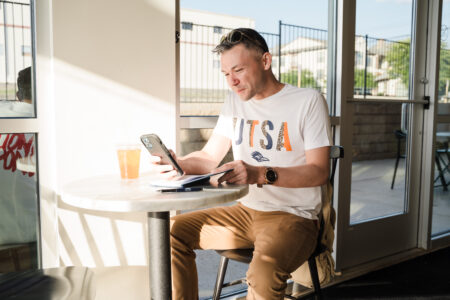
[179, 21, 429, 112]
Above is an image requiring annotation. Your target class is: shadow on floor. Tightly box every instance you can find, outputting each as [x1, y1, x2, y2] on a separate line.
[303, 246, 450, 299]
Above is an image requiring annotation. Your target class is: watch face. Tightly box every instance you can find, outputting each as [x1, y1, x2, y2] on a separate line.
[266, 168, 277, 183]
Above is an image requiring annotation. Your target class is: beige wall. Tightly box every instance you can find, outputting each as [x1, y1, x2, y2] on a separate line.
[52, 0, 177, 182]
[36, 0, 176, 267]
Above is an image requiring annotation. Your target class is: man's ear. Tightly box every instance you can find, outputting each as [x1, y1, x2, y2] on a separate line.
[262, 52, 272, 70]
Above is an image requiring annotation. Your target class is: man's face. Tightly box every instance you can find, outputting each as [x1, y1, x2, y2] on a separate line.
[220, 44, 267, 101]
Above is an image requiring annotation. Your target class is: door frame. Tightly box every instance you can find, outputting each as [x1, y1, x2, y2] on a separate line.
[419, 0, 450, 249]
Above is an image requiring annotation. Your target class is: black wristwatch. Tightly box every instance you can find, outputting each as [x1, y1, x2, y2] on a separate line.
[264, 167, 278, 184]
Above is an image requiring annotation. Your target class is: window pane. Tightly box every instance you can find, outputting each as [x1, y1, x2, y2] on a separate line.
[353, 1, 412, 99]
[350, 0, 413, 224]
[0, 0, 35, 118]
[0, 133, 39, 272]
[350, 103, 408, 223]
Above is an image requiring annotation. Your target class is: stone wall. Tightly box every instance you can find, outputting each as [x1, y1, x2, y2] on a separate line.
[352, 103, 404, 161]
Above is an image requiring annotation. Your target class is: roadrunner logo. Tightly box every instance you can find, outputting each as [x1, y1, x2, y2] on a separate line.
[251, 151, 269, 162]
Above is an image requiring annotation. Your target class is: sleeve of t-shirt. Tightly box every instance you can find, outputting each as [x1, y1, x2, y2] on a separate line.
[212, 94, 234, 140]
[303, 91, 333, 150]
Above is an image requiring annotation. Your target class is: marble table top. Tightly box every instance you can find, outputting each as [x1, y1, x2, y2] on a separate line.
[61, 173, 248, 213]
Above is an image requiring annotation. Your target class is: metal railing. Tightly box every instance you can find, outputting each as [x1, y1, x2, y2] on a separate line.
[277, 22, 327, 94]
[0, 0, 31, 101]
[353, 35, 410, 98]
[180, 20, 419, 110]
[180, 23, 279, 104]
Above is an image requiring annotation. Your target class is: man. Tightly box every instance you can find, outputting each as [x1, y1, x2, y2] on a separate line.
[0, 67, 33, 117]
[16, 67, 32, 104]
[159, 28, 332, 299]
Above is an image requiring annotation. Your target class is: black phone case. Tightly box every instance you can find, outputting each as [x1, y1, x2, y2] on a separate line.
[140, 134, 184, 176]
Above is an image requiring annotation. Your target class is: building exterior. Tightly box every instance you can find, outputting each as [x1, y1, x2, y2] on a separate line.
[180, 8, 255, 105]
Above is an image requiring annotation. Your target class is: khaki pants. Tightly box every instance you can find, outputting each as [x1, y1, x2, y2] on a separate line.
[170, 203, 318, 300]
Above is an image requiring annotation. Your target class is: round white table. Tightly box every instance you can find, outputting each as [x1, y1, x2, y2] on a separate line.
[61, 173, 248, 300]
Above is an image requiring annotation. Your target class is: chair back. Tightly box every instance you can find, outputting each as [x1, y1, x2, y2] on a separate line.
[314, 145, 343, 255]
[329, 145, 344, 187]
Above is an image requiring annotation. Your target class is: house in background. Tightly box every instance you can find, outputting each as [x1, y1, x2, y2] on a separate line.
[179, 9, 255, 115]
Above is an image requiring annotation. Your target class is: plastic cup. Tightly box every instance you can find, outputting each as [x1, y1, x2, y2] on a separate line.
[117, 145, 141, 179]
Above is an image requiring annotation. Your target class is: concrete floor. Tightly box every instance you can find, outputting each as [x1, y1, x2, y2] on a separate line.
[193, 157, 450, 299]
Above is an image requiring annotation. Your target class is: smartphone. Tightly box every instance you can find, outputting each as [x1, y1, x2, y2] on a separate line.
[140, 134, 184, 176]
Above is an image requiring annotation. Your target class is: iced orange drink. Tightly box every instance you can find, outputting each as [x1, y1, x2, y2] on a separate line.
[117, 146, 141, 179]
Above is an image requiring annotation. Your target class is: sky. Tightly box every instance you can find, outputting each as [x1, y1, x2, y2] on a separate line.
[181, 0, 450, 43]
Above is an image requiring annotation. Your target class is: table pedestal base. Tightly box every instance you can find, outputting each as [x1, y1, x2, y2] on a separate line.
[148, 211, 172, 300]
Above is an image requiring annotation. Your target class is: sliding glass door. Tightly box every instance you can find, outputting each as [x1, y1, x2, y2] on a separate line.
[334, 0, 440, 270]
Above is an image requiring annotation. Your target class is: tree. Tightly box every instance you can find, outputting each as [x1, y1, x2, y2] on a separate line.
[280, 69, 318, 88]
[385, 39, 450, 98]
[354, 69, 376, 94]
[385, 39, 410, 89]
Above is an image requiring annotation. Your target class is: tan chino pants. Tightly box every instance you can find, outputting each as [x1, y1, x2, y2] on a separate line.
[170, 203, 318, 300]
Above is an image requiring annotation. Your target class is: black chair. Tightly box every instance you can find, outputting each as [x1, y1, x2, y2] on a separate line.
[212, 145, 344, 300]
[391, 129, 407, 189]
[434, 140, 449, 191]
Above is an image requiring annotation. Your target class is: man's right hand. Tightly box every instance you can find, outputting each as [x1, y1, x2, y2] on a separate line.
[149, 149, 181, 180]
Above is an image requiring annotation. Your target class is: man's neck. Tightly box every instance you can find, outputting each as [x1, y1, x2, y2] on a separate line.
[253, 75, 285, 100]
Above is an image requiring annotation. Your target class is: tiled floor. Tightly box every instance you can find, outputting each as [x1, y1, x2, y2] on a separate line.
[195, 157, 450, 299]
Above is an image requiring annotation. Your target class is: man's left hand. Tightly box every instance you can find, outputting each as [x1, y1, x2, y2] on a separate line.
[214, 160, 261, 185]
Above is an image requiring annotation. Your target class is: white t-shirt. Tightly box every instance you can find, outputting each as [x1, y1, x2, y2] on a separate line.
[0, 101, 34, 117]
[213, 84, 332, 219]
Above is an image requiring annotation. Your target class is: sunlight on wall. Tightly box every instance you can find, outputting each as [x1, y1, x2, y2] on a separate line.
[58, 208, 96, 267]
[58, 235, 73, 266]
[84, 215, 121, 266]
[45, 0, 176, 270]
[115, 220, 147, 265]
[57, 201, 148, 268]
[40, 186, 59, 267]
[53, 59, 176, 185]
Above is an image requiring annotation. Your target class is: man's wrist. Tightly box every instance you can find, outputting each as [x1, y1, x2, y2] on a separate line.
[256, 166, 266, 187]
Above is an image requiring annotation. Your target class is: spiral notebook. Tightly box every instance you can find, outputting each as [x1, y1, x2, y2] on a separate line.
[150, 168, 233, 188]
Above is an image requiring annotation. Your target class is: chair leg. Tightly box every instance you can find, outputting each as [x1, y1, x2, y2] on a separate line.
[212, 256, 229, 300]
[435, 153, 448, 191]
[308, 257, 322, 300]
[391, 155, 401, 190]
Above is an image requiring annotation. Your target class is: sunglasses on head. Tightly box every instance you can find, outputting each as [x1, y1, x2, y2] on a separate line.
[220, 30, 268, 53]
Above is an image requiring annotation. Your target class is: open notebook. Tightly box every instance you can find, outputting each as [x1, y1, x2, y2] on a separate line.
[150, 169, 233, 188]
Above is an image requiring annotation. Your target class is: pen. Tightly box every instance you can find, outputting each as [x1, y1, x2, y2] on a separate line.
[159, 187, 203, 193]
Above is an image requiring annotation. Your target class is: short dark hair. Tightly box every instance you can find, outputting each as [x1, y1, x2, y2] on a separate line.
[213, 28, 269, 55]
[17, 67, 32, 101]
